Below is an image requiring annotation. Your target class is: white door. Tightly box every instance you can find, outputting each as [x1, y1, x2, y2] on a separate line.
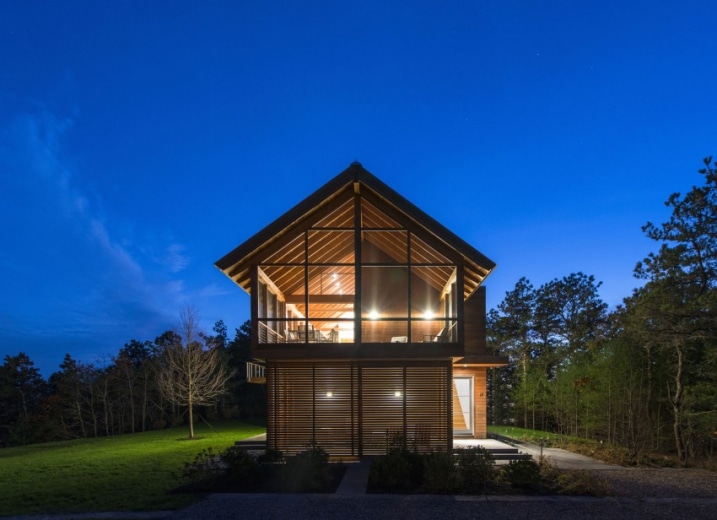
[452, 377, 473, 435]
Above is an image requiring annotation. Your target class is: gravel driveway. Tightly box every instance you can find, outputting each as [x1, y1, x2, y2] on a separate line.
[170, 468, 717, 520]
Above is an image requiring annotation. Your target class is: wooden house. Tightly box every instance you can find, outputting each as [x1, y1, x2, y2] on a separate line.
[215, 162, 507, 456]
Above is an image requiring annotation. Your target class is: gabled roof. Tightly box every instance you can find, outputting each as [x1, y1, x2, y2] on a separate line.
[215, 162, 496, 299]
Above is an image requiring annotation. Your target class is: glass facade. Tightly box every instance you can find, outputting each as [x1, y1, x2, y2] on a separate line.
[255, 196, 459, 345]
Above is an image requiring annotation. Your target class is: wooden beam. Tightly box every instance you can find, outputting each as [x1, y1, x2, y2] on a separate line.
[285, 294, 355, 304]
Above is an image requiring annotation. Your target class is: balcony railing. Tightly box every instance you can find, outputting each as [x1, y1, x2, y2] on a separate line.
[256, 319, 457, 344]
[246, 361, 266, 383]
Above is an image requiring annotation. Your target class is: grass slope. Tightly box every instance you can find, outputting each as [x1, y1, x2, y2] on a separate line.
[0, 420, 265, 516]
[488, 425, 571, 444]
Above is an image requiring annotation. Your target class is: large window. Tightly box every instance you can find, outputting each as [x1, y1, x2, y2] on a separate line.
[255, 197, 459, 344]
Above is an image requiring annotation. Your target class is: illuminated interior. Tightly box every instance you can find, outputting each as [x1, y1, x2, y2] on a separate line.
[256, 197, 459, 344]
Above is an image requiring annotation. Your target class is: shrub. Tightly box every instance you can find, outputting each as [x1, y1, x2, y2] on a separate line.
[257, 448, 284, 464]
[500, 458, 541, 491]
[281, 442, 332, 492]
[368, 447, 424, 493]
[455, 446, 496, 493]
[536, 456, 561, 493]
[220, 446, 260, 487]
[555, 469, 610, 496]
[422, 451, 458, 493]
[177, 447, 223, 490]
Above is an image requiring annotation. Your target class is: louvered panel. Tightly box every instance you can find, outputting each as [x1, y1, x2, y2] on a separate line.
[361, 367, 404, 454]
[314, 364, 358, 456]
[268, 363, 359, 456]
[405, 366, 450, 452]
[268, 365, 315, 455]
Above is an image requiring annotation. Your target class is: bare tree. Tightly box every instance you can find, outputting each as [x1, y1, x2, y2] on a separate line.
[156, 308, 235, 439]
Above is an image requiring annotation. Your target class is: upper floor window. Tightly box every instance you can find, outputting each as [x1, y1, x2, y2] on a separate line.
[255, 197, 458, 345]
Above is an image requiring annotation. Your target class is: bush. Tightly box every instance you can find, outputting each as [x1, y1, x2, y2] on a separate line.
[258, 448, 284, 464]
[555, 469, 610, 496]
[220, 446, 260, 487]
[536, 456, 561, 493]
[455, 446, 496, 493]
[177, 447, 223, 491]
[368, 447, 424, 493]
[280, 442, 333, 492]
[422, 451, 458, 493]
[500, 458, 541, 491]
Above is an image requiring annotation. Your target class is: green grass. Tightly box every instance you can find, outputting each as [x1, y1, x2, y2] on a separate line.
[0, 420, 265, 516]
[489, 425, 636, 466]
[488, 425, 577, 444]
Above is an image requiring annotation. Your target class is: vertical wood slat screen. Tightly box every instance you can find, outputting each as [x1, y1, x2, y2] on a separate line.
[314, 364, 358, 456]
[267, 363, 358, 456]
[405, 366, 450, 453]
[268, 362, 451, 456]
[361, 364, 451, 455]
[268, 364, 314, 455]
[360, 367, 404, 455]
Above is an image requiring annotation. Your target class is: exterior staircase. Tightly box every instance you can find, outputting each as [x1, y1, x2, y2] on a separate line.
[235, 434, 268, 453]
[235, 435, 530, 463]
[480, 446, 531, 462]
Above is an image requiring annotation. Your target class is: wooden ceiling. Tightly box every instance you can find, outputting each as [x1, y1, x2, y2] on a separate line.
[215, 163, 495, 301]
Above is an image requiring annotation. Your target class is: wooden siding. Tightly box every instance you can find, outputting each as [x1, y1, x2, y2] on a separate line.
[464, 286, 487, 356]
[267, 361, 451, 456]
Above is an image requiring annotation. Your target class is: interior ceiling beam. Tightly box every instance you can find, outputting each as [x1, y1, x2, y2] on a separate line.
[285, 294, 355, 304]
[360, 189, 464, 265]
[225, 188, 355, 279]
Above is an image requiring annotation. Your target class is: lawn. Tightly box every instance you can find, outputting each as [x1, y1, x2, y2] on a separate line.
[0, 420, 265, 516]
[488, 425, 575, 445]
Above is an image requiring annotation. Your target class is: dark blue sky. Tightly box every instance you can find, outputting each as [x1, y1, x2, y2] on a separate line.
[1, 1, 715, 374]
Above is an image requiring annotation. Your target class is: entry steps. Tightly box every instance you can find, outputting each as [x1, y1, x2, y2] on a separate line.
[480, 447, 531, 462]
[235, 437, 530, 463]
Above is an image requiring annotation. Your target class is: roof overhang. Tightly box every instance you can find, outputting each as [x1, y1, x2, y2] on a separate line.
[215, 162, 496, 299]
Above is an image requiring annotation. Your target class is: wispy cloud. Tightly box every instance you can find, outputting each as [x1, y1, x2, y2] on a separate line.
[164, 243, 190, 273]
[0, 108, 195, 372]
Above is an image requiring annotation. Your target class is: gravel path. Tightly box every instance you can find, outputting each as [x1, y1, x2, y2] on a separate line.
[6, 468, 715, 520]
[169, 468, 717, 520]
[170, 492, 717, 520]
[600, 467, 717, 498]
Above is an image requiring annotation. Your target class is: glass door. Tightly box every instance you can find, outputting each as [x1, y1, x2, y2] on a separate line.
[452, 377, 473, 435]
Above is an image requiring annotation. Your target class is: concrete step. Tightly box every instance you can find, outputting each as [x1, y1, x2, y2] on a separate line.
[234, 442, 267, 450]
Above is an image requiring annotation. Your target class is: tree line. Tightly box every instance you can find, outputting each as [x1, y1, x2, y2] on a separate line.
[0, 317, 264, 447]
[2, 154, 715, 464]
[488, 155, 717, 464]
